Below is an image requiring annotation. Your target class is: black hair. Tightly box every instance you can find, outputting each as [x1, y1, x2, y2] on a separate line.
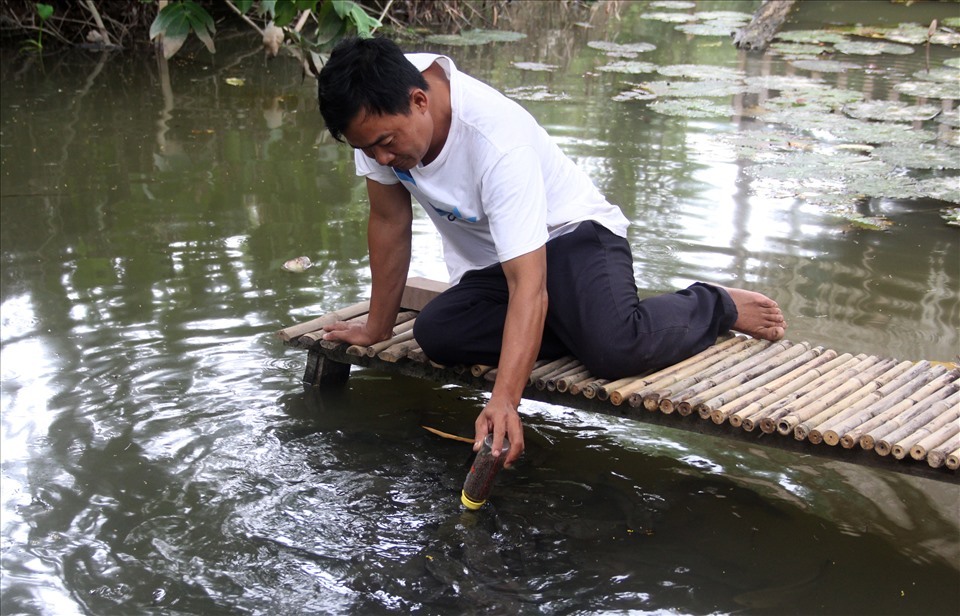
[318, 37, 429, 142]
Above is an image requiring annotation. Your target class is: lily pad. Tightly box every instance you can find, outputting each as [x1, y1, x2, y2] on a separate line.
[648, 98, 731, 118]
[789, 59, 861, 73]
[587, 40, 657, 55]
[921, 179, 960, 204]
[503, 85, 571, 102]
[650, 1, 696, 8]
[938, 109, 960, 128]
[768, 42, 831, 58]
[834, 40, 914, 56]
[765, 107, 936, 145]
[879, 23, 960, 46]
[843, 100, 940, 123]
[894, 81, 960, 100]
[872, 144, 960, 170]
[612, 88, 658, 102]
[638, 80, 746, 98]
[424, 29, 526, 46]
[656, 64, 743, 81]
[512, 62, 558, 72]
[941, 207, 960, 225]
[640, 11, 698, 23]
[596, 60, 657, 74]
[775, 30, 848, 45]
[763, 87, 864, 112]
[676, 22, 739, 37]
[945, 58, 960, 69]
[938, 129, 959, 148]
[913, 67, 960, 84]
[693, 11, 752, 24]
[743, 74, 827, 93]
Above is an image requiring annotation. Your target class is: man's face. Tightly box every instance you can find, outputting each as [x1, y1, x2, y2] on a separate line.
[342, 91, 433, 172]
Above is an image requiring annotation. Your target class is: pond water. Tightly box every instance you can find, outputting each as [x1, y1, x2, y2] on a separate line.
[2, 1, 958, 614]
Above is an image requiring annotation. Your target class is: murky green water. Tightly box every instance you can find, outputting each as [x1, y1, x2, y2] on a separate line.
[2, 1, 958, 614]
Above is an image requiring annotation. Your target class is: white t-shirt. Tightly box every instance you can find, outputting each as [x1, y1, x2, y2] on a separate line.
[355, 53, 629, 284]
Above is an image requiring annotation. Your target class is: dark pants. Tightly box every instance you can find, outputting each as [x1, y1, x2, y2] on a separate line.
[413, 222, 738, 379]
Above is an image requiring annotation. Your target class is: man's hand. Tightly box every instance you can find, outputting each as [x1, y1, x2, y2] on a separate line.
[474, 394, 524, 468]
[322, 320, 388, 347]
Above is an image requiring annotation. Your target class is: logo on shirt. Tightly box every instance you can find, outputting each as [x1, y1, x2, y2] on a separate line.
[427, 201, 478, 223]
[393, 168, 416, 186]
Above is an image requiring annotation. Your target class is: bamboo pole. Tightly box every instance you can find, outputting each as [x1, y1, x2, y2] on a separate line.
[378, 337, 422, 362]
[892, 399, 960, 460]
[549, 365, 589, 391]
[778, 358, 898, 437]
[364, 319, 417, 357]
[570, 375, 603, 396]
[582, 380, 610, 400]
[471, 364, 494, 378]
[759, 355, 878, 434]
[824, 364, 949, 447]
[556, 368, 592, 393]
[668, 340, 798, 415]
[598, 375, 645, 402]
[945, 447, 960, 470]
[534, 358, 582, 390]
[277, 300, 370, 341]
[731, 353, 859, 431]
[716, 349, 836, 426]
[673, 341, 809, 417]
[645, 339, 771, 412]
[625, 336, 755, 408]
[528, 356, 578, 387]
[921, 427, 960, 467]
[803, 360, 924, 444]
[873, 390, 960, 456]
[856, 374, 959, 450]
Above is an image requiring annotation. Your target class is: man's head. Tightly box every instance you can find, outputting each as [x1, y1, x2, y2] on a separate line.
[318, 37, 429, 143]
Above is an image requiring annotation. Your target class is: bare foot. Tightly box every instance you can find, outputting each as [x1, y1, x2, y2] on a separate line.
[724, 287, 787, 341]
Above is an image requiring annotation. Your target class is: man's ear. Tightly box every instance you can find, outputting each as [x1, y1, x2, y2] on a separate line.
[410, 88, 429, 113]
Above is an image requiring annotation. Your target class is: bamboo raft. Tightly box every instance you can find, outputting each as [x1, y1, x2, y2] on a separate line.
[279, 278, 960, 484]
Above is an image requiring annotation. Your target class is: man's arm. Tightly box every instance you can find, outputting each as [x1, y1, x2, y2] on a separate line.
[473, 246, 547, 467]
[324, 178, 412, 345]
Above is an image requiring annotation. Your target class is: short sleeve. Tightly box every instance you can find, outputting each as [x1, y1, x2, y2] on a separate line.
[480, 146, 550, 263]
[354, 149, 400, 185]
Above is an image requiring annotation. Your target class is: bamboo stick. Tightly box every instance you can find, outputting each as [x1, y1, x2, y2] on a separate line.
[668, 340, 798, 415]
[627, 337, 758, 408]
[598, 375, 645, 402]
[471, 364, 494, 378]
[528, 356, 578, 387]
[900, 419, 959, 461]
[582, 380, 610, 400]
[921, 426, 960, 467]
[378, 337, 422, 362]
[945, 447, 960, 470]
[732, 353, 858, 431]
[873, 390, 960, 456]
[778, 358, 898, 437]
[277, 300, 370, 341]
[694, 343, 815, 419]
[364, 320, 417, 357]
[823, 363, 947, 447]
[856, 374, 959, 450]
[759, 355, 879, 434]
[887, 397, 960, 459]
[534, 358, 582, 390]
[715, 349, 835, 425]
[648, 339, 772, 412]
[547, 364, 589, 391]
[556, 368, 592, 393]
[801, 359, 919, 444]
[570, 375, 603, 396]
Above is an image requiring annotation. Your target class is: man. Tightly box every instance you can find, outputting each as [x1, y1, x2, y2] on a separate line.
[317, 37, 786, 468]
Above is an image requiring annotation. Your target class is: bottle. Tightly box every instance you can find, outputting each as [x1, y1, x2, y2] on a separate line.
[461, 434, 510, 510]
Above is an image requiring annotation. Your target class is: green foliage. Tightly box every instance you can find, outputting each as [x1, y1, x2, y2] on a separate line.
[21, 2, 54, 53]
[147, 0, 380, 61]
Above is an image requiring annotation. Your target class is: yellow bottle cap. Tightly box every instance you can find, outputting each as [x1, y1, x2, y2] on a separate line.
[460, 489, 485, 510]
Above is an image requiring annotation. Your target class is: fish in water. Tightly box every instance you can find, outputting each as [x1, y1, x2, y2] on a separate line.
[282, 256, 313, 273]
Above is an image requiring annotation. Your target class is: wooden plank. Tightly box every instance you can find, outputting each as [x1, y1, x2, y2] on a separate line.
[400, 276, 450, 311]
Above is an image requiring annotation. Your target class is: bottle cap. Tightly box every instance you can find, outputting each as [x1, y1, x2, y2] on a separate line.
[460, 489, 485, 510]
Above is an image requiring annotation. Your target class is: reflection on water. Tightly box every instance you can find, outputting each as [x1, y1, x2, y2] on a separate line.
[1, 1, 958, 614]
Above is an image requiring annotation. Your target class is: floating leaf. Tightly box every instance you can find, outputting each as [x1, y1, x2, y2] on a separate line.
[834, 40, 914, 56]
[944, 58, 960, 69]
[743, 74, 827, 93]
[512, 61, 558, 72]
[843, 214, 893, 231]
[790, 59, 861, 73]
[650, 1, 696, 8]
[225, 77, 245, 86]
[775, 30, 848, 45]
[587, 40, 656, 55]
[768, 42, 830, 58]
[675, 22, 738, 37]
[693, 11, 752, 24]
[894, 80, 959, 99]
[921, 179, 960, 205]
[596, 60, 657, 74]
[639, 12, 698, 23]
[649, 98, 731, 118]
[872, 144, 960, 170]
[503, 85, 571, 102]
[612, 88, 657, 102]
[425, 29, 525, 46]
[636, 79, 746, 98]
[938, 128, 959, 148]
[656, 64, 743, 81]
[843, 100, 940, 123]
[912, 67, 960, 84]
